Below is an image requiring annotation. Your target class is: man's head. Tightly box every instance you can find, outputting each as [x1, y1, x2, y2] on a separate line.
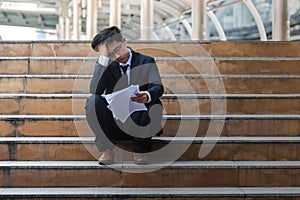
[91, 26, 129, 63]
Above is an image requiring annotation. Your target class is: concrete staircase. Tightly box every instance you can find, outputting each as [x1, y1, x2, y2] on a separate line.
[0, 41, 300, 199]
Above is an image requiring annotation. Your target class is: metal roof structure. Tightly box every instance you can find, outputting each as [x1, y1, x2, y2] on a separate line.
[0, 0, 298, 40]
[0, 0, 195, 31]
[0, 0, 60, 29]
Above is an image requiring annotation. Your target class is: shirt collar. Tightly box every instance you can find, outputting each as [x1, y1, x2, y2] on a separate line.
[119, 48, 132, 66]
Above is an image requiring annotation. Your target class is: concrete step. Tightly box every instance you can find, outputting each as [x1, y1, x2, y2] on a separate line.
[1, 57, 300, 75]
[2, 41, 300, 57]
[0, 137, 300, 161]
[0, 75, 299, 94]
[1, 161, 300, 187]
[1, 114, 299, 137]
[1, 187, 300, 199]
[0, 94, 299, 115]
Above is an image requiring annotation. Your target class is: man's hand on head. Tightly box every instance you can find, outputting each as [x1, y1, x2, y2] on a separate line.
[99, 43, 109, 57]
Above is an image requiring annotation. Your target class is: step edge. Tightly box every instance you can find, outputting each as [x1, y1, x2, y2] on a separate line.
[1, 161, 300, 169]
[2, 187, 300, 197]
[1, 136, 300, 144]
[1, 74, 300, 79]
[0, 114, 299, 120]
[1, 93, 300, 99]
[3, 56, 300, 61]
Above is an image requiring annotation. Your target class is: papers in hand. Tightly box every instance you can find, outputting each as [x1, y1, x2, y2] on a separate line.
[104, 85, 147, 123]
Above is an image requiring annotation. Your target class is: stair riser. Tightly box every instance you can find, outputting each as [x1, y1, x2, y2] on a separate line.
[1, 167, 300, 187]
[0, 143, 300, 161]
[0, 119, 299, 137]
[0, 60, 28, 75]
[215, 60, 300, 75]
[240, 168, 300, 187]
[0, 168, 236, 187]
[0, 197, 249, 200]
[1, 98, 299, 115]
[0, 78, 299, 94]
[0, 197, 255, 200]
[2, 42, 300, 57]
[2, 59, 300, 75]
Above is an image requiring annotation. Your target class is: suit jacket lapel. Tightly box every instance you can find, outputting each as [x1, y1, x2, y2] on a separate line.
[109, 61, 122, 82]
[130, 51, 138, 69]
[130, 51, 139, 84]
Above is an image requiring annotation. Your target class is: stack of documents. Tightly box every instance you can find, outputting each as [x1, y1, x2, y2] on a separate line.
[104, 85, 147, 123]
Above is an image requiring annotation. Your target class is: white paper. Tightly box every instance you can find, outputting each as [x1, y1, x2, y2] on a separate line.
[103, 85, 147, 123]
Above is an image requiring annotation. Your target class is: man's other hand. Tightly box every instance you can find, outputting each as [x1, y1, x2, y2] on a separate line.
[131, 91, 148, 104]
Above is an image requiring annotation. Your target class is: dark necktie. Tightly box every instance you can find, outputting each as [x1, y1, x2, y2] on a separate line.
[120, 64, 129, 86]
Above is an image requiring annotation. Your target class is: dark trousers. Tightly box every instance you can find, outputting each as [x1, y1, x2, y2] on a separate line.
[85, 94, 154, 153]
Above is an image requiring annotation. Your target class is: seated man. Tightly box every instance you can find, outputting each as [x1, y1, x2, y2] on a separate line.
[85, 26, 164, 165]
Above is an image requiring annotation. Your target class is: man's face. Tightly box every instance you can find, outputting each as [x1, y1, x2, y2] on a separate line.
[106, 38, 129, 63]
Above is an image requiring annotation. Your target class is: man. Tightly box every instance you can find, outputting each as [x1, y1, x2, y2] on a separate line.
[85, 26, 164, 165]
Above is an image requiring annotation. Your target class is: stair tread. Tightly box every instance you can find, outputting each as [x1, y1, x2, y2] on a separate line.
[1, 161, 300, 169]
[1, 136, 300, 144]
[0, 114, 299, 120]
[1, 74, 300, 79]
[1, 187, 300, 197]
[0, 93, 300, 99]
[3, 55, 300, 60]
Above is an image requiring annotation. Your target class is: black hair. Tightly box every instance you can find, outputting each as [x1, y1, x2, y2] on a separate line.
[91, 26, 123, 52]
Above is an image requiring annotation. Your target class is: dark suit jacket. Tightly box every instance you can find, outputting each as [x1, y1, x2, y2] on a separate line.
[90, 50, 164, 109]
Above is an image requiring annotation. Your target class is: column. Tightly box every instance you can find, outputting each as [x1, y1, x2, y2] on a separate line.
[58, 0, 68, 39]
[65, 16, 71, 40]
[272, 0, 290, 41]
[73, 0, 81, 40]
[58, 17, 65, 40]
[87, 0, 98, 39]
[192, 0, 207, 40]
[109, 0, 121, 27]
[141, 0, 153, 40]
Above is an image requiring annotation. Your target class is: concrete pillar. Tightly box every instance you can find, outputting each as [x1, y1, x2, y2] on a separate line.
[87, 0, 98, 39]
[141, 0, 153, 40]
[65, 16, 71, 40]
[192, 0, 207, 40]
[109, 0, 121, 27]
[73, 0, 81, 40]
[58, 17, 65, 40]
[272, 0, 290, 41]
[58, 0, 68, 40]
